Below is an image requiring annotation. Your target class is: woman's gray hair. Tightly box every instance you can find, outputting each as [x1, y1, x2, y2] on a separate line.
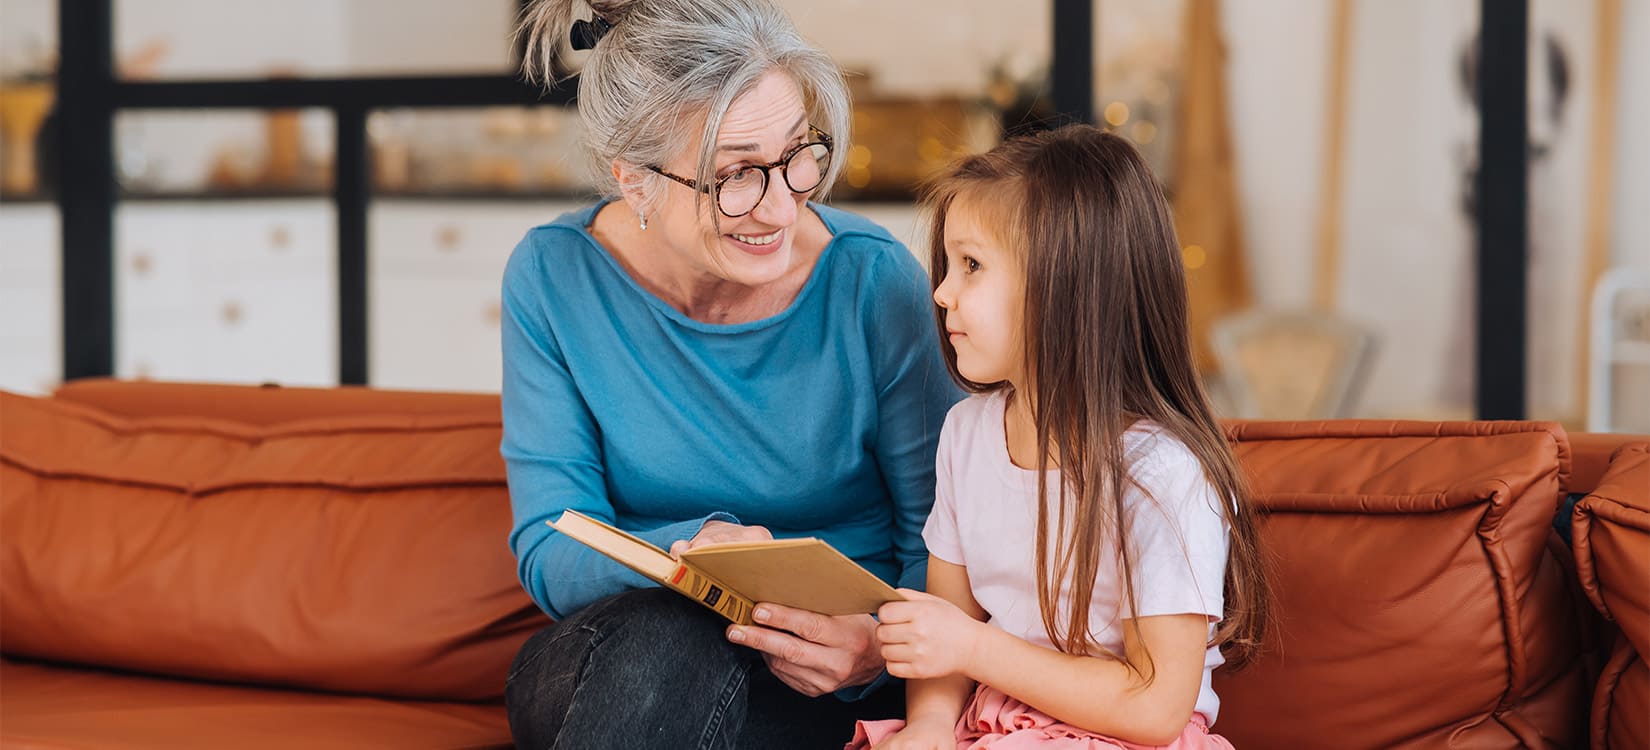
[516, 0, 851, 215]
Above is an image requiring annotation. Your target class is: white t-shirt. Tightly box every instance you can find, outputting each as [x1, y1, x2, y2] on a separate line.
[922, 391, 1231, 724]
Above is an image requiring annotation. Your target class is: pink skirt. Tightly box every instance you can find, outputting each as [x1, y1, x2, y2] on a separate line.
[845, 684, 1235, 750]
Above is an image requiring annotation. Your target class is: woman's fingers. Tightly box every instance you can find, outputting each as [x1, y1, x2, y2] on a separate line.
[728, 612, 886, 694]
[674, 521, 771, 555]
[700, 522, 769, 544]
[761, 652, 834, 697]
[731, 625, 839, 696]
[752, 602, 831, 642]
[728, 622, 821, 668]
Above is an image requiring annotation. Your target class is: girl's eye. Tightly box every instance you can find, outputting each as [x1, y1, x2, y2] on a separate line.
[964, 256, 981, 273]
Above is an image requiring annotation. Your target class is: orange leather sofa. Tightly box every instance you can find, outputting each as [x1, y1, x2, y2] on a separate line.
[1, 380, 1644, 749]
[1571, 442, 1648, 750]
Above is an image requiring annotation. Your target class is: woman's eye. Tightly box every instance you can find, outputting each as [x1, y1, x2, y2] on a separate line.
[723, 168, 760, 185]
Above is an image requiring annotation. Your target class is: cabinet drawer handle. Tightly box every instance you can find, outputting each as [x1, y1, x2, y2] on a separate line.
[437, 225, 462, 251]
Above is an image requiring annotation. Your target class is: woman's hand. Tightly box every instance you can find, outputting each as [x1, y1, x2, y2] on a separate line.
[727, 605, 885, 696]
[872, 716, 957, 750]
[875, 589, 989, 680]
[669, 520, 771, 556]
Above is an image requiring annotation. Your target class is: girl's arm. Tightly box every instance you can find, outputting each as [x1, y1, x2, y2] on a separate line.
[968, 613, 1210, 745]
[901, 557, 984, 729]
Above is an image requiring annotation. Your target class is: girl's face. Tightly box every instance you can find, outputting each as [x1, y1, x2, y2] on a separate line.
[647, 70, 816, 289]
[933, 197, 1025, 387]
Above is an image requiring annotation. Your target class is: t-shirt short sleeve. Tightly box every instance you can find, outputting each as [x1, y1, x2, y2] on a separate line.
[921, 410, 965, 566]
[1120, 439, 1230, 621]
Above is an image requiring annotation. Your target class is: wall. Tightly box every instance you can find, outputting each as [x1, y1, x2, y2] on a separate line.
[781, 0, 1051, 97]
[1615, 0, 1650, 274]
[2, 0, 1645, 420]
[1222, 0, 1647, 422]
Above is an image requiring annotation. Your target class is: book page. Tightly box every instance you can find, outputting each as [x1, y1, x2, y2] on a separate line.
[547, 510, 677, 582]
[548, 510, 757, 624]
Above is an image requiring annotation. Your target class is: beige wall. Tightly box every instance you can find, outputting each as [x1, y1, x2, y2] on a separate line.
[1, 0, 1644, 421]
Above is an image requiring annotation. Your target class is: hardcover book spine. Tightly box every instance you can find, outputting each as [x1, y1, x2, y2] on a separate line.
[668, 563, 755, 625]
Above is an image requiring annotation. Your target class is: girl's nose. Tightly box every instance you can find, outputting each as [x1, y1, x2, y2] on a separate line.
[932, 281, 955, 310]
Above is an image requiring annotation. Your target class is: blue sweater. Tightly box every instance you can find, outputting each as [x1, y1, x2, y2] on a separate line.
[501, 202, 962, 622]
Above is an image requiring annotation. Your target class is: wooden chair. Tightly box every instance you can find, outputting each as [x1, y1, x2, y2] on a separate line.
[1212, 310, 1376, 420]
[1587, 268, 1650, 432]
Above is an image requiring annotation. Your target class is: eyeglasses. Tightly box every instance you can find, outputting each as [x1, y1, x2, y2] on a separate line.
[649, 126, 834, 218]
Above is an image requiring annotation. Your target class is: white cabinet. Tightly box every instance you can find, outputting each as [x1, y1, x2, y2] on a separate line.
[112, 199, 576, 393]
[116, 200, 336, 386]
[15, 199, 922, 397]
[369, 201, 581, 392]
[0, 204, 61, 395]
[366, 200, 930, 393]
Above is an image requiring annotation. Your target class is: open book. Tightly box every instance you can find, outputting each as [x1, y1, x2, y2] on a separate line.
[547, 509, 905, 626]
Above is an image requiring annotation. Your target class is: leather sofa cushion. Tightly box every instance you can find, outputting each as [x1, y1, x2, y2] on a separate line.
[0, 657, 511, 749]
[0, 392, 542, 701]
[1213, 420, 1587, 750]
[1571, 443, 1648, 750]
[1592, 641, 1649, 750]
[1569, 432, 1648, 495]
[1572, 442, 1649, 657]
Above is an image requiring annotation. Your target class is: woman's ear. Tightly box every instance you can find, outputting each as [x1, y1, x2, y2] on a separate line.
[611, 160, 650, 217]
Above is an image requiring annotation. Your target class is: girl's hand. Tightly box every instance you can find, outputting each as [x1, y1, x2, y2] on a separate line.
[875, 589, 988, 680]
[872, 716, 957, 750]
[669, 520, 771, 556]
[727, 606, 884, 697]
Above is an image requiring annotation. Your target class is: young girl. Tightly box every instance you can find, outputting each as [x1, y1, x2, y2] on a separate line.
[849, 125, 1269, 750]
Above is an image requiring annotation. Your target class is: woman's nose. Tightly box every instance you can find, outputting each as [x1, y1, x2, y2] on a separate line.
[748, 169, 798, 226]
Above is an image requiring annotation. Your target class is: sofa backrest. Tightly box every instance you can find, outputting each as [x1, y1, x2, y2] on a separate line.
[0, 388, 541, 702]
[1213, 420, 1587, 749]
[1571, 442, 1649, 750]
[53, 378, 500, 426]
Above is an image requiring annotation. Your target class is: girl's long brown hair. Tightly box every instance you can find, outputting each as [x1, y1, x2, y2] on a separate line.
[921, 124, 1269, 674]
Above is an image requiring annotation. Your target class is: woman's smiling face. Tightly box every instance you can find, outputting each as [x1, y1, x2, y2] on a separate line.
[649, 70, 819, 289]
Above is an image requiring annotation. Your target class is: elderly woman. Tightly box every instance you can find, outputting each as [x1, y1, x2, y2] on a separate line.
[500, 0, 961, 747]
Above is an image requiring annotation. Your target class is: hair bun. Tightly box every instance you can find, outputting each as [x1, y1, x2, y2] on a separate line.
[569, 16, 614, 50]
[586, 0, 640, 24]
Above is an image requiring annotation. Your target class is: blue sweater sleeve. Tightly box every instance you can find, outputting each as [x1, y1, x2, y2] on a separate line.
[830, 246, 960, 704]
[865, 248, 964, 593]
[500, 235, 736, 620]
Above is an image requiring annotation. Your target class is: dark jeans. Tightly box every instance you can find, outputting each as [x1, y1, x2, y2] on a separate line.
[505, 588, 905, 750]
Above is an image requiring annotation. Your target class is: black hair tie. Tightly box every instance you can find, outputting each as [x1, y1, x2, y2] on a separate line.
[570, 16, 614, 50]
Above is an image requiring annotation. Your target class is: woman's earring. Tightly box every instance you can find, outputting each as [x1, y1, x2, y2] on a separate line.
[639, 213, 648, 231]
